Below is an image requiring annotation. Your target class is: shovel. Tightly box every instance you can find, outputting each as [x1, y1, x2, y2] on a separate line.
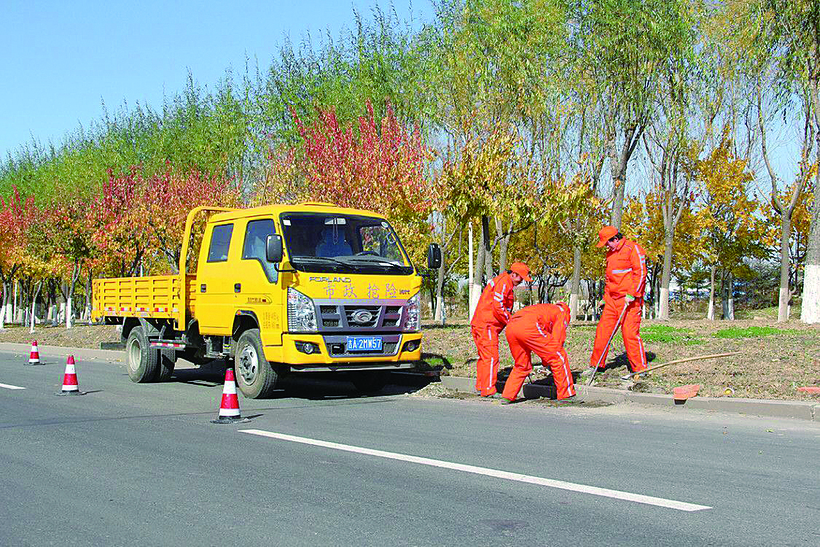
[620, 352, 742, 380]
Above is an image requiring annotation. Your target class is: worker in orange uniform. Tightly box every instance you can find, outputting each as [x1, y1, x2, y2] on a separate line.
[501, 302, 575, 403]
[470, 262, 532, 397]
[586, 226, 648, 379]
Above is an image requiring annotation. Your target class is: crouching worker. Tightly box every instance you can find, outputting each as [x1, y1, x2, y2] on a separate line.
[471, 262, 531, 397]
[500, 302, 575, 403]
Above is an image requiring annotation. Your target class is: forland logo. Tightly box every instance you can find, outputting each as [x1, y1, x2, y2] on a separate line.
[309, 276, 352, 283]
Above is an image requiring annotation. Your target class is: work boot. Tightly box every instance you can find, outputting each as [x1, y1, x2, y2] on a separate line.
[499, 397, 515, 405]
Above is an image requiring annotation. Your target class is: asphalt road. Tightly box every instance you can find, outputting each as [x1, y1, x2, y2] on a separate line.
[1, 349, 819, 547]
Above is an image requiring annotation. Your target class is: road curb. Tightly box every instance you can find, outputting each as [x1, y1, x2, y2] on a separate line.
[440, 375, 819, 422]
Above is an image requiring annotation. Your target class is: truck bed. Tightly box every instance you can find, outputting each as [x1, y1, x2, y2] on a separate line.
[92, 274, 197, 328]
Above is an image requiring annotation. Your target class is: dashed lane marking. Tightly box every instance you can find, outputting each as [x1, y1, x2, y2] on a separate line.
[0, 382, 25, 390]
[240, 429, 711, 512]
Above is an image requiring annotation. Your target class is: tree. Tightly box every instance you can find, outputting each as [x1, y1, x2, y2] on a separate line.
[758, 89, 814, 321]
[27, 200, 95, 328]
[696, 137, 765, 319]
[0, 188, 36, 329]
[720, 0, 820, 322]
[574, 0, 696, 228]
[261, 101, 434, 264]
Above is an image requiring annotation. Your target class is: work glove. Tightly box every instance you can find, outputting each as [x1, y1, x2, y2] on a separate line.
[624, 294, 635, 303]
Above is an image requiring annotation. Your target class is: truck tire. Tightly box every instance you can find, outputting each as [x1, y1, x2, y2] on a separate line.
[157, 349, 176, 382]
[235, 329, 278, 398]
[125, 326, 159, 383]
[350, 371, 389, 394]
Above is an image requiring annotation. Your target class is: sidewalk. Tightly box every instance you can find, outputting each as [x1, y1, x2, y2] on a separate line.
[440, 375, 820, 422]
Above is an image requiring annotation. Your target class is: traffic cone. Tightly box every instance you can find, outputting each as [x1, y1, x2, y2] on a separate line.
[57, 355, 82, 396]
[27, 340, 41, 365]
[211, 368, 243, 423]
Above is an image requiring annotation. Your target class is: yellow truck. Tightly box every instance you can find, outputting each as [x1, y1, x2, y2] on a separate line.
[92, 202, 441, 398]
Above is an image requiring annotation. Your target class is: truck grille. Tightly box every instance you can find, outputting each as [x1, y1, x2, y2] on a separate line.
[315, 302, 403, 332]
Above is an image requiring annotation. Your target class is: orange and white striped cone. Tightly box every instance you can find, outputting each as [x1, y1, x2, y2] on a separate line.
[27, 340, 41, 365]
[57, 355, 82, 395]
[212, 368, 244, 423]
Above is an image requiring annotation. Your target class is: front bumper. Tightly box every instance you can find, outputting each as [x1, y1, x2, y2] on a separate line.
[263, 332, 423, 371]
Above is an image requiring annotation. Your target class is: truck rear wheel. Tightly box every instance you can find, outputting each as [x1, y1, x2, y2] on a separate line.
[235, 328, 278, 398]
[157, 349, 176, 382]
[125, 326, 159, 383]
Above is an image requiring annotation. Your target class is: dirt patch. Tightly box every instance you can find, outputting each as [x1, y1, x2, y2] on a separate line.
[420, 317, 820, 402]
[0, 323, 120, 349]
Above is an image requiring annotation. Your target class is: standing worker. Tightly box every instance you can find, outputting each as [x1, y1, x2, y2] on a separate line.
[501, 302, 575, 403]
[586, 226, 648, 380]
[471, 262, 532, 397]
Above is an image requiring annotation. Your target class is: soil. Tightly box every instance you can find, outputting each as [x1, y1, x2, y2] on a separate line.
[419, 316, 820, 402]
[1, 314, 818, 401]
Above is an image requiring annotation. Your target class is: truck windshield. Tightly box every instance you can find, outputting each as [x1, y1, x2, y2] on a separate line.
[280, 212, 415, 275]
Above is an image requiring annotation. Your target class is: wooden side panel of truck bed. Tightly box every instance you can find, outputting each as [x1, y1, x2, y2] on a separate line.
[92, 274, 197, 328]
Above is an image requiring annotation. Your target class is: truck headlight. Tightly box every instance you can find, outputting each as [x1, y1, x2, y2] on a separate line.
[403, 292, 420, 332]
[288, 288, 317, 333]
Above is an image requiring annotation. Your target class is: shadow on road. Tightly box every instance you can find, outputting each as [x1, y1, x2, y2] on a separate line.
[167, 359, 436, 401]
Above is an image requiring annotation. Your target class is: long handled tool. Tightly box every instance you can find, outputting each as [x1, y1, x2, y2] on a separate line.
[586, 301, 629, 386]
[620, 352, 741, 380]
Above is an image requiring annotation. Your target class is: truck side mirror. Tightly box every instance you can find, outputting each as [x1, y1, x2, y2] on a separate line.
[266, 235, 283, 263]
[427, 243, 441, 269]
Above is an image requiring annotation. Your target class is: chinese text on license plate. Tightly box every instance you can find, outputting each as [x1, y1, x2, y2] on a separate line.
[346, 336, 382, 351]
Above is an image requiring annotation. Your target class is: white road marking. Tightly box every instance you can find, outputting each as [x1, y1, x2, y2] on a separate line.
[0, 382, 25, 390]
[240, 429, 711, 512]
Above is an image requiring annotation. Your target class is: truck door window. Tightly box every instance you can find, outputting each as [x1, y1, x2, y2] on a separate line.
[242, 219, 278, 283]
[207, 224, 234, 262]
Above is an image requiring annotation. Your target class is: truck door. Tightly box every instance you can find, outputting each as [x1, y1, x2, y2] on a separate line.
[239, 218, 284, 346]
[196, 222, 236, 334]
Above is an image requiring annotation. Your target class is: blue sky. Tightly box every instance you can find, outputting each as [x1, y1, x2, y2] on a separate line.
[0, 0, 432, 159]
[0, 0, 801, 189]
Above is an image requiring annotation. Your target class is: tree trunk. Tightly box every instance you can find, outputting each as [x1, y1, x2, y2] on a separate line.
[29, 281, 42, 334]
[482, 215, 493, 280]
[495, 217, 511, 272]
[610, 160, 627, 229]
[85, 271, 93, 322]
[778, 215, 792, 322]
[658, 233, 674, 320]
[707, 265, 716, 320]
[0, 282, 6, 330]
[434, 255, 446, 325]
[569, 246, 582, 323]
[722, 271, 735, 320]
[470, 221, 486, 321]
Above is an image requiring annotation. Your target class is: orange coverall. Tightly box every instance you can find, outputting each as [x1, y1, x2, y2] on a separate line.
[471, 272, 515, 396]
[502, 303, 575, 401]
[590, 238, 648, 373]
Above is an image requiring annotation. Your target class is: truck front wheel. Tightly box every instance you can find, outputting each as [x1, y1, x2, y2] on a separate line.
[125, 326, 159, 383]
[235, 329, 278, 398]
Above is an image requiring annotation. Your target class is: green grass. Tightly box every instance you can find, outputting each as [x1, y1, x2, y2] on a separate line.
[640, 324, 701, 345]
[713, 326, 803, 338]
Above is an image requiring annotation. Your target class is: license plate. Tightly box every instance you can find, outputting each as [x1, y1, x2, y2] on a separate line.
[346, 336, 382, 351]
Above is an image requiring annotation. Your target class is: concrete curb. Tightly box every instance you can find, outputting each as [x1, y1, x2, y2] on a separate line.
[440, 375, 820, 422]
